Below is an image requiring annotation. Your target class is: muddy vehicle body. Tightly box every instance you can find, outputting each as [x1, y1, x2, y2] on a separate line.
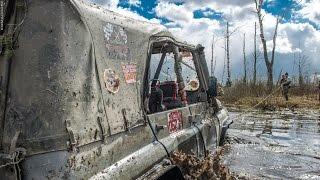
[0, 0, 230, 179]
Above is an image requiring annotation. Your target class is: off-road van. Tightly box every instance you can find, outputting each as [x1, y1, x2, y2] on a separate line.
[0, 0, 231, 179]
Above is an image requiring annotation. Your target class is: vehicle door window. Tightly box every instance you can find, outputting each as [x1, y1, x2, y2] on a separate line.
[145, 42, 202, 114]
[180, 49, 201, 104]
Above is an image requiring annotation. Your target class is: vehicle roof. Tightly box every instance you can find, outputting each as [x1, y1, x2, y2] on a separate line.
[73, 0, 174, 40]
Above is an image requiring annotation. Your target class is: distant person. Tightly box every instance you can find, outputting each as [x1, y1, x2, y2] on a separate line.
[280, 75, 287, 100]
[280, 73, 291, 101]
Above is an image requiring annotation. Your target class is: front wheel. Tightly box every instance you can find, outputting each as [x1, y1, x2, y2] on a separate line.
[219, 127, 228, 146]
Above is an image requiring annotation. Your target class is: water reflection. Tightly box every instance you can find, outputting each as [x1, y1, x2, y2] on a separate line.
[222, 110, 320, 179]
[262, 120, 272, 135]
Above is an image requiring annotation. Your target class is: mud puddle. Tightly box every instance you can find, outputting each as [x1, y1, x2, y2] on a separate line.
[221, 110, 320, 179]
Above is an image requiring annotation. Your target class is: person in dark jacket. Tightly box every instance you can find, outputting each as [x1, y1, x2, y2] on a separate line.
[280, 73, 291, 101]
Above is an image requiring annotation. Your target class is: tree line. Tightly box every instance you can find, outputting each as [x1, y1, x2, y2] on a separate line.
[212, 0, 318, 93]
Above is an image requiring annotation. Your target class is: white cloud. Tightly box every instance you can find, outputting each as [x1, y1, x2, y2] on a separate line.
[142, 0, 320, 75]
[88, 0, 320, 77]
[266, 37, 294, 54]
[92, 0, 160, 24]
[128, 0, 141, 7]
[296, 0, 320, 25]
[202, 10, 214, 16]
[155, 2, 193, 24]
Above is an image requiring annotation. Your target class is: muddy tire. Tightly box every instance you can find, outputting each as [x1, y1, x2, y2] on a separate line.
[219, 127, 227, 146]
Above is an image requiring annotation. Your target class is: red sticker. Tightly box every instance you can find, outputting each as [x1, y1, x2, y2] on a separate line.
[121, 64, 137, 84]
[167, 111, 183, 133]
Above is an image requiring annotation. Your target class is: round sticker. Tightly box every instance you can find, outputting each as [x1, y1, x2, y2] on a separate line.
[185, 79, 199, 91]
[103, 69, 120, 93]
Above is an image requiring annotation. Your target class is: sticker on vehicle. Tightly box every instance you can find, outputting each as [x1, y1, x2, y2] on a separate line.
[121, 63, 137, 84]
[167, 110, 183, 133]
[103, 23, 129, 60]
[103, 68, 120, 93]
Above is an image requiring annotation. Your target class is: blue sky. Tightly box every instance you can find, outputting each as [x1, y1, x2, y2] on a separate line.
[118, 0, 157, 19]
[91, 0, 320, 82]
[115, 0, 318, 29]
[118, 0, 225, 24]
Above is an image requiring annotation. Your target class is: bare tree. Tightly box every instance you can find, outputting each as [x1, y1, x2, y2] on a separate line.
[243, 33, 247, 84]
[297, 53, 309, 87]
[226, 22, 232, 87]
[213, 56, 217, 76]
[254, 0, 280, 92]
[215, 23, 242, 85]
[276, 69, 283, 86]
[211, 35, 214, 76]
[253, 22, 258, 85]
[221, 37, 226, 84]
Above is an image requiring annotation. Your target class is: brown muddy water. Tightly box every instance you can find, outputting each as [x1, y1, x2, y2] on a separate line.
[221, 109, 320, 179]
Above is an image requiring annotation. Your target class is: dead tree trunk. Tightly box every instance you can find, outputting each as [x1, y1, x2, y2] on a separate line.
[213, 57, 217, 76]
[221, 37, 226, 84]
[297, 52, 309, 88]
[226, 22, 232, 87]
[211, 35, 214, 76]
[270, 18, 279, 86]
[243, 33, 247, 84]
[253, 22, 257, 85]
[254, 0, 279, 92]
[298, 55, 304, 87]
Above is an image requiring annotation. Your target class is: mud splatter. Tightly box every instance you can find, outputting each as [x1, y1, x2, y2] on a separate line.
[171, 150, 248, 180]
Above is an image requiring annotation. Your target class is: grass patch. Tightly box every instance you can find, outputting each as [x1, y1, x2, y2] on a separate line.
[220, 81, 320, 110]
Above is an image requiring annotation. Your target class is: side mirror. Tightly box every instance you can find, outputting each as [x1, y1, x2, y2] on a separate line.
[207, 76, 218, 98]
